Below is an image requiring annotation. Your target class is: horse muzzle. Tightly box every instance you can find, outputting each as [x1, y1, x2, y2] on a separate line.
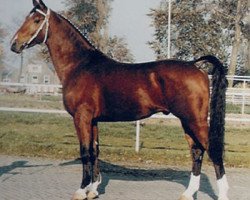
[10, 40, 27, 54]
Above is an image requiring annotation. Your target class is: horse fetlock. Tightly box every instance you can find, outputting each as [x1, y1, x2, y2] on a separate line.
[86, 174, 102, 199]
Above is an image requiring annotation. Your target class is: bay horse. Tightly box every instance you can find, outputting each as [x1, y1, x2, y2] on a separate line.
[11, 0, 229, 200]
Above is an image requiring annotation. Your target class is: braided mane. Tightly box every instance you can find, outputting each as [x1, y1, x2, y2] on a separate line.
[58, 13, 97, 50]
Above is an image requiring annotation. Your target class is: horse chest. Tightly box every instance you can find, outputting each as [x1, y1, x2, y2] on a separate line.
[62, 84, 100, 116]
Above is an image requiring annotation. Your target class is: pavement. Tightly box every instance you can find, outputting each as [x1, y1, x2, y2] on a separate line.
[0, 155, 249, 200]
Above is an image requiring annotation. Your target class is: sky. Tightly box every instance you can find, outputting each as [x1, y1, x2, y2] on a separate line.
[109, 0, 161, 62]
[0, 0, 162, 66]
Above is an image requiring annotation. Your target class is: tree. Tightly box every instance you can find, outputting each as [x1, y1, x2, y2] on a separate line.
[227, 0, 249, 86]
[106, 36, 135, 63]
[148, 0, 248, 76]
[241, 0, 250, 75]
[0, 24, 6, 80]
[0, 29, 4, 62]
[63, 0, 112, 52]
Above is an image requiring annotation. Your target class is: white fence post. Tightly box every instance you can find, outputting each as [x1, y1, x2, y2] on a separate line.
[135, 120, 140, 152]
[242, 80, 246, 115]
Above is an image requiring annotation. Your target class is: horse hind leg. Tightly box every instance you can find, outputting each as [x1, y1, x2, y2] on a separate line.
[209, 143, 229, 200]
[214, 165, 229, 200]
[179, 121, 207, 200]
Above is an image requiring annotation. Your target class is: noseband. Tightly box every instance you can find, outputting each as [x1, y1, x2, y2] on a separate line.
[27, 8, 50, 45]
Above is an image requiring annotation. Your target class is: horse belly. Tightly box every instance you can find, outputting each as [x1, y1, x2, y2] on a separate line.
[101, 87, 167, 122]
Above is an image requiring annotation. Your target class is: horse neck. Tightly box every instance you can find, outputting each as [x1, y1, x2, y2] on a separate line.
[45, 11, 96, 85]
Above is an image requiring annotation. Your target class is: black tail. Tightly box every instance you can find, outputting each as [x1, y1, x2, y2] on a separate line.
[194, 55, 228, 164]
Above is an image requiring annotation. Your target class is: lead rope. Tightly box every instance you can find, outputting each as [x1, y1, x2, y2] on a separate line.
[27, 8, 50, 45]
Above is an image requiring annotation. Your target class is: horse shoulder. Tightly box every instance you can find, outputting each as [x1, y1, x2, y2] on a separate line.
[63, 72, 102, 117]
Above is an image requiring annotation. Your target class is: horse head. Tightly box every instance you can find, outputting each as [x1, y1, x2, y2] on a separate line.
[11, 0, 50, 54]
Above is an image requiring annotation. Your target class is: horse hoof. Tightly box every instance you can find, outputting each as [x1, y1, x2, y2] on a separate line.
[87, 191, 98, 199]
[71, 189, 87, 200]
[179, 195, 193, 200]
[71, 194, 87, 200]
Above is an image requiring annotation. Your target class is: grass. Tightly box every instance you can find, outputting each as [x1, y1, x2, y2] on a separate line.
[226, 103, 250, 114]
[0, 112, 250, 168]
[0, 93, 64, 110]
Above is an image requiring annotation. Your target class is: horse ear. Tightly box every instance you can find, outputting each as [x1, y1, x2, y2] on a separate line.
[32, 0, 47, 9]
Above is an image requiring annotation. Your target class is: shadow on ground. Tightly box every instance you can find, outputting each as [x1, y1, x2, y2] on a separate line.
[0, 160, 52, 177]
[60, 159, 217, 199]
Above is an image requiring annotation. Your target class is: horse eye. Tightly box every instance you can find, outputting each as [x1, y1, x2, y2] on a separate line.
[34, 19, 40, 24]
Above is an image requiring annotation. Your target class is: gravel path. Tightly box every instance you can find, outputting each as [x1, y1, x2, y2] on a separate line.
[0, 155, 249, 200]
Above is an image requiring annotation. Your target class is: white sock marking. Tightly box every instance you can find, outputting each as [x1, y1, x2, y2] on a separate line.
[217, 175, 229, 200]
[89, 173, 102, 195]
[182, 173, 200, 198]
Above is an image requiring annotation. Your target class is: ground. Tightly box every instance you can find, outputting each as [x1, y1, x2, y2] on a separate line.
[0, 155, 249, 200]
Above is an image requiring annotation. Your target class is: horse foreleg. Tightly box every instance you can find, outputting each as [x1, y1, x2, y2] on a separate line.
[71, 109, 93, 200]
[72, 144, 92, 200]
[87, 121, 102, 199]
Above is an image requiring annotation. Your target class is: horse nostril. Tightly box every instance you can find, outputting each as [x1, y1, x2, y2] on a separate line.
[11, 41, 23, 54]
[11, 41, 17, 52]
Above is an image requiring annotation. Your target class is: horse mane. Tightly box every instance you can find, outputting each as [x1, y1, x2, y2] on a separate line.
[56, 12, 119, 66]
[57, 13, 98, 50]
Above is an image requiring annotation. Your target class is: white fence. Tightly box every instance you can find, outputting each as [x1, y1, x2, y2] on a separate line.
[0, 82, 62, 95]
[1, 76, 250, 114]
[1, 76, 250, 113]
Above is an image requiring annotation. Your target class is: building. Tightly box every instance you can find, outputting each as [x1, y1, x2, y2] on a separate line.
[1, 62, 61, 95]
[20, 62, 59, 85]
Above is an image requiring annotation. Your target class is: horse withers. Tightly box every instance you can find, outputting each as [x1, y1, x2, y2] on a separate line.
[11, 0, 229, 200]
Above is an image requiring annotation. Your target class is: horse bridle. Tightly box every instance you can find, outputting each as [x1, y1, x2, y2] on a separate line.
[27, 8, 50, 46]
